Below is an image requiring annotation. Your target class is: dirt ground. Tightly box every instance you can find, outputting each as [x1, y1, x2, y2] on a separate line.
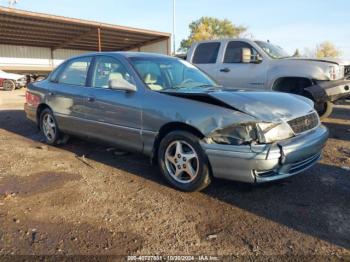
[0, 89, 349, 260]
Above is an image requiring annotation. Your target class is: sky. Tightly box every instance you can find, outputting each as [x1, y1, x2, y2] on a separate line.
[1, 0, 350, 59]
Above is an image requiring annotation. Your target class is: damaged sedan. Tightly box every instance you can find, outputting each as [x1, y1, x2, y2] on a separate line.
[24, 53, 329, 191]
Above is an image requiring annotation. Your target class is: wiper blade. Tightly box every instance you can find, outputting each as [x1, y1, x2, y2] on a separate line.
[193, 84, 216, 88]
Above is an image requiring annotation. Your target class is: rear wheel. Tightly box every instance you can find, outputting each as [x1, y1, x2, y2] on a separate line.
[39, 108, 61, 145]
[3, 80, 16, 91]
[158, 131, 211, 192]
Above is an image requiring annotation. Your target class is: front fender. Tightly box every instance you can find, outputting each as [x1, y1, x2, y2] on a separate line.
[267, 62, 330, 88]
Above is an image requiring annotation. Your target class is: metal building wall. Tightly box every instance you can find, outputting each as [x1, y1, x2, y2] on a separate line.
[0, 39, 169, 73]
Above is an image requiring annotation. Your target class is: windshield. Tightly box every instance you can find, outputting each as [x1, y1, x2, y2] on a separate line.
[129, 57, 218, 91]
[255, 41, 290, 59]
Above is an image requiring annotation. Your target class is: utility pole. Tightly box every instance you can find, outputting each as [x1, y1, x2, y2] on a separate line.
[172, 0, 176, 55]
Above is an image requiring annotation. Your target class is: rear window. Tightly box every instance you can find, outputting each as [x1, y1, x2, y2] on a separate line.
[57, 57, 92, 86]
[192, 42, 220, 64]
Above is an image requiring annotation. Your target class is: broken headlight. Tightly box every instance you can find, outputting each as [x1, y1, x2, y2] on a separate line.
[205, 124, 258, 145]
[205, 122, 295, 146]
[256, 122, 294, 143]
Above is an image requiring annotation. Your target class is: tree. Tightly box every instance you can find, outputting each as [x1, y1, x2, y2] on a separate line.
[315, 41, 341, 58]
[179, 17, 247, 52]
[293, 49, 301, 57]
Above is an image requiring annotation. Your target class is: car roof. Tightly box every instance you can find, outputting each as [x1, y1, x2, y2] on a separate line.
[69, 51, 174, 60]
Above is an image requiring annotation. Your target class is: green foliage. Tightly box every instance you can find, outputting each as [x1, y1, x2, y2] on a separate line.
[316, 41, 342, 58]
[179, 17, 247, 52]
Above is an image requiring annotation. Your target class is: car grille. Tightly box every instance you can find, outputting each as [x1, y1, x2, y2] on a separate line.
[345, 65, 350, 78]
[287, 112, 319, 134]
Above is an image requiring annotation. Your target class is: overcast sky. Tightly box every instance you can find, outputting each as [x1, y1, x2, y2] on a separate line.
[2, 0, 350, 58]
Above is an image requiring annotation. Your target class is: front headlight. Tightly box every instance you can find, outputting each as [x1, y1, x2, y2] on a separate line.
[328, 65, 344, 80]
[205, 121, 295, 146]
[205, 123, 257, 145]
[256, 122, 294, 143]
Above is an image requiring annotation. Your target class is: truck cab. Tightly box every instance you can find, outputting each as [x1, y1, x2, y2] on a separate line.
[187, 39, 350, 118]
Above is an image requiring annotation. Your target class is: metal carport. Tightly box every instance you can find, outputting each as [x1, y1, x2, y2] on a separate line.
[0, 7, 171, 73]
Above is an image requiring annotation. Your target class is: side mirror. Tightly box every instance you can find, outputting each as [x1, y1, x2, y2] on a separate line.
[242, 48, 252, 63]
[251, 54, 263, 64]
[109, 79, 137, 92]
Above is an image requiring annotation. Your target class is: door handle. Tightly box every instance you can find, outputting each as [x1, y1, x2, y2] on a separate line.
[220, 68, 231, 73]
[87, 97, 95, 102]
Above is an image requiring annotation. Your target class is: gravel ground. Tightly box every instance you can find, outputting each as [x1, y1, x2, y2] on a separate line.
[0, 89, 349, 260]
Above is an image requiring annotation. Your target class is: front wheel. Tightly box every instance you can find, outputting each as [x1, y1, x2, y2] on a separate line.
[315, 101, 333, 119]
[158, 131, 211, 192]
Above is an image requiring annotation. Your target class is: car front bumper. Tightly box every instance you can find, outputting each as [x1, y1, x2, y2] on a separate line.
[306, 79, 350, 103]
[16, 78, 27, 88]
[201, 125, 329, 183]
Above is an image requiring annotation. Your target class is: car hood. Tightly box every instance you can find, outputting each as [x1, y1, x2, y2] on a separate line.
[284, 57, 350, 66]
[166, 89, 314, 122]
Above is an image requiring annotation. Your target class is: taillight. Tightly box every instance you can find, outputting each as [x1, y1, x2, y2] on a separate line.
[25, 91, 40, 106]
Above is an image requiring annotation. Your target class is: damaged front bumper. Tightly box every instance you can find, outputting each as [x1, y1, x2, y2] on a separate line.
[201, 125, 329, 183]
[305, 79, 350, 103]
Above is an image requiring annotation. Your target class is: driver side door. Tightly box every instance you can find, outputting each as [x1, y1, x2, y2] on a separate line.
[83, 55, 143, 152]
[217, 41, 268, 89]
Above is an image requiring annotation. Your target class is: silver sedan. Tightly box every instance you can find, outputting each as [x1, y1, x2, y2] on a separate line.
[24, 52, 329, 191]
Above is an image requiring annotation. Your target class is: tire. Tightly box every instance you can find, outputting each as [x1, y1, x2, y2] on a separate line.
[158, 131, 211, 192]
[315, 101, 333, 119]
[39, 108, 61, 145]
[3, 80, 16, 91]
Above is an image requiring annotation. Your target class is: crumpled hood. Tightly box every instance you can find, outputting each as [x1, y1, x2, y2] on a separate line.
[206, 90, 314, 122]
[285, 57, 350, 66]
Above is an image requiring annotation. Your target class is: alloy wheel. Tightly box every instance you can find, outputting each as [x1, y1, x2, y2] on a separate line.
[42, 113, 57, 141]
[164, 140, 199, 184]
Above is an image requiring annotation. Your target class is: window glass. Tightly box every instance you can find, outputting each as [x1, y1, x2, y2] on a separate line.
[57, 57, 91, 86]
[255, 41, 290, 59]
[224, 41, 259, 63]
[130, 57, 217, 91]
[192, 42, 221, 64]
[49, 63, 64, 82]
[92, 56, 134, 88]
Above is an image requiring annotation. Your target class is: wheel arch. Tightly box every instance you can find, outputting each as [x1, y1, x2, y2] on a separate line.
[272, 77, 314, 94]
[151, 122, 205, 165]
[36, 103, 52, 128]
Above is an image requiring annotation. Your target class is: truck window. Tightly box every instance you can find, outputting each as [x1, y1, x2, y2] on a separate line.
[224, 41, 258, 63]
[192, 42, 221, 64]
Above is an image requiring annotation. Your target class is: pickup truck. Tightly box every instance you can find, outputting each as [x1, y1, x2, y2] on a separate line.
[186, 39, 350, 118]
[0, 69, 27, 91]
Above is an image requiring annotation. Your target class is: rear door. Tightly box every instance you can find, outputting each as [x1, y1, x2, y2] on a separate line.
[47, 56, 92, 135]
[190, 42, 221, 80]
[83, 55, 143, 152]
[217, 41, 267, 89]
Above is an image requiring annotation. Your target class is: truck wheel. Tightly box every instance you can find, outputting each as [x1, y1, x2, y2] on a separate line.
[3, 80, 16, 91]
[315, 101, 333, 119]
[158, 131, 211, 192]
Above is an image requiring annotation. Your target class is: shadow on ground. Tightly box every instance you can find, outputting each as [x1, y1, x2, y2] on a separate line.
[0, 109, 350, 249]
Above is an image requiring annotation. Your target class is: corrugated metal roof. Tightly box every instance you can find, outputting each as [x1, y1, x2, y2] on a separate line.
[0, 7, 171, 52]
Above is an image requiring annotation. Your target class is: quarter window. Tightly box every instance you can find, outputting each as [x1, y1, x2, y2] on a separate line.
[224, 41, 259, 63]
[57, 57, 92, 86]
[192, 42, 221, 64]
[92, 56, 134, 89]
